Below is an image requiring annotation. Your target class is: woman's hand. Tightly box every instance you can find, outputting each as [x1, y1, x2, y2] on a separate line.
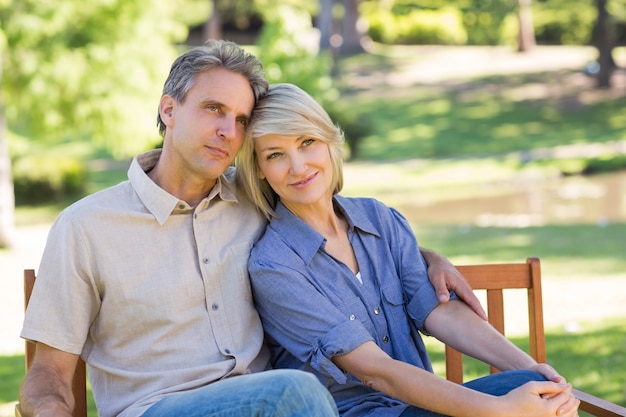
[500, 381, 580, 417]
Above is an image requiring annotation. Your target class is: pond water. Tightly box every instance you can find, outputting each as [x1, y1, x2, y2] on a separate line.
[395, 171, 626, 226]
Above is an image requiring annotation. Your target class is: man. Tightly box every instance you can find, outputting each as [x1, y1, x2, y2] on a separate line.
[19, 40, 482, 417]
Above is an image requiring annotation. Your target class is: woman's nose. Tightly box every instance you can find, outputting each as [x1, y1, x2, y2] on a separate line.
[288, 153, 307, 174]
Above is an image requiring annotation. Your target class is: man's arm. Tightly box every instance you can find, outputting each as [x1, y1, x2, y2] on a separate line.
[19, 343, 80, 417]
[419, 247, 488, 320]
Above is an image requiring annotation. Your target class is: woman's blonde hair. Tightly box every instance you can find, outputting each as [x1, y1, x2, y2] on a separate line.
[236, 83, 346, 219]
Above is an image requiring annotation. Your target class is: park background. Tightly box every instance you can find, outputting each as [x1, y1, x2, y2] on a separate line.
[1, 0, 625, 415]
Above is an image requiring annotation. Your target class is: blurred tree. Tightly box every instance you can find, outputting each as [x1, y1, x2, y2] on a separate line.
[0, 0, 188, 247]
[314, 0, 367, 56]
[318, 0, 335, 51]
[339, 0, 367, 54]
[0, 50, 15, 248]
[1, 0, 188, 156]
[594, 0, 616, 87]
[517, 0, 536, 51]
[255, 0, 334, 101]
[204, 0, 222, 40]
[201, 0, 258, 42]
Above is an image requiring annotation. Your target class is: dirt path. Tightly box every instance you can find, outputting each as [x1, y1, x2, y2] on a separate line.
[0, 224, 49, 355]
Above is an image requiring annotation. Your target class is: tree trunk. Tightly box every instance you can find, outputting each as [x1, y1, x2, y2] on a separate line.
[517, 0, 536, 52]
[203, 0, 222, 41]
[595, 0, 613, 88]
[0, 57, 16, 249]
[339, 0, 365, 56]
[317, 0, 334, 51]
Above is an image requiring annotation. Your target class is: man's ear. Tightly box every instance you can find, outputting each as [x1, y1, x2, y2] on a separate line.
[159, 95, 175, 126]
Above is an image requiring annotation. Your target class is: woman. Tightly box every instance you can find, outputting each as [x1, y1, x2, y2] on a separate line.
[236, 83, 580, 417]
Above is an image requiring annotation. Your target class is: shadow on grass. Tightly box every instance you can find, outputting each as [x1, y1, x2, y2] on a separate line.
[338, 68, 626, 162]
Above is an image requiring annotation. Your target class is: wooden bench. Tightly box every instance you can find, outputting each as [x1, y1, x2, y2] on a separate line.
[17, 260, 626, 416]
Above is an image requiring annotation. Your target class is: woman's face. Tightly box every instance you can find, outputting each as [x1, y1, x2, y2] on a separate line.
[255, 133, 334, 208]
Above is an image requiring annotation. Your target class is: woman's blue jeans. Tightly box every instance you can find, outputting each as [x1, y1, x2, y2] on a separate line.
[141, 369, 339, 417]
[399, 370, 548, 417]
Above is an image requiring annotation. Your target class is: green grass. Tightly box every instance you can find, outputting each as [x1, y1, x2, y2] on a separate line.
[335, 48, 626, 162]
[410, 223, 626, 277]
[424, 318, 626, 409]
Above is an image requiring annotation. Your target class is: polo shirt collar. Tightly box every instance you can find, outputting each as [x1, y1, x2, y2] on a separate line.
[271, 195, 381, 265]
[128, 149, 239, 225]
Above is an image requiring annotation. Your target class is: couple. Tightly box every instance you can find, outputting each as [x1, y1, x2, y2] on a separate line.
[20, 40, 579, 417]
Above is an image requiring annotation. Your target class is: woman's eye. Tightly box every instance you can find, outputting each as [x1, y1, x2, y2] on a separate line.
[302, 138, 315, 147]
[267, 152, 281, 160]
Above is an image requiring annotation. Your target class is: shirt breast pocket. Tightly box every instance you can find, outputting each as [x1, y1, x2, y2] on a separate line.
[381, 284, 411, 335]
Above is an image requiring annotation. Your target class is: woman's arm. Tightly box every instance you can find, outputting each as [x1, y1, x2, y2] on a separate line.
[332, 340, 577, 417]
[425, 299, 566, 381]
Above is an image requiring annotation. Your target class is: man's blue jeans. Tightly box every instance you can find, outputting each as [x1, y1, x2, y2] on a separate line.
[399, 370, 548, 417]
[142, 369, 339, 417]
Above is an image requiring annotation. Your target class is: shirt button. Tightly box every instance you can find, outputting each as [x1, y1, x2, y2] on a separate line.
[224, 349, 231, 354]
[374, 307, 380, 315]
[212, 304, 219, 311]
[349, 314, 356, 320]
[178, 204, 185, 210]
[382, 336, 389, 343]
[203, 258, 209, 264]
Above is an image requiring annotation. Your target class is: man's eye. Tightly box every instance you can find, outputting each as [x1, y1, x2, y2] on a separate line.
[207, 105, 218, 111]
[237, 118, 248, 127]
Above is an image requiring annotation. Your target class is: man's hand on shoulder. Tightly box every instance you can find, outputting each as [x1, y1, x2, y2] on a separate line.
[419, 248, 488, 321]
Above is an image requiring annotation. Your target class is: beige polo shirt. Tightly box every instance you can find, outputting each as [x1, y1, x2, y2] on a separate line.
[21, 149, 269, 417]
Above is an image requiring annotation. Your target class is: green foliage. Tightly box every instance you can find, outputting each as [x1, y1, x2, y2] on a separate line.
[12, 154, 88, 204]
[533, 2, 596, 44]
[363, 5, 467, 45]
[527, 155, 626, 176]
[255, 1, 336, 104]
[0, 0, 189, 158]
[253, 2, 373, 158]
[327, 106, 373, 160]
[458, 0, 517, 45]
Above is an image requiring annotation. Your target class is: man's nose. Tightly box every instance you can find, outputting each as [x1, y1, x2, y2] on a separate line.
[217, 114, 237, 140]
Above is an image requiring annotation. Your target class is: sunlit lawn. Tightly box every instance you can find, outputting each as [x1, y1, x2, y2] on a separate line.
[336, 46, 626, 162]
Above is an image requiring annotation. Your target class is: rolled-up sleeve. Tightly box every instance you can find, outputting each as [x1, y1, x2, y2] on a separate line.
[249, 257, 374, 383]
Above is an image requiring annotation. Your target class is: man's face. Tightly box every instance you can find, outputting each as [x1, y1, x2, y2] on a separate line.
[159, 68, 255, 186]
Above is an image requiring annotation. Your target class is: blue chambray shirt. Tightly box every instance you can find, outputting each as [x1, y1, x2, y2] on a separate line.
[249, 195, 457, 417]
